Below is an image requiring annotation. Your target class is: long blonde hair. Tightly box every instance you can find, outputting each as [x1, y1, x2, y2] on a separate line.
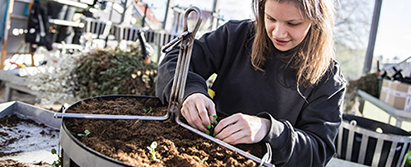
[251, 0, 336, 89]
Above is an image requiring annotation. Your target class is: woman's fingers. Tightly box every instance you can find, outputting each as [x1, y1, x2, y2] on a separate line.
[214, 114, 245, 143]
[195, 100, 212, 128]
[181, 99, 205, 132]
[214, 113, 271, 144]
[181, 93, 215, 132]
[181, 94, 271, 144]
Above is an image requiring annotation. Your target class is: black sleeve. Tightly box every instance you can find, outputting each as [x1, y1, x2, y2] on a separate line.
[155, 21, 246, 103]
[258, 65, 346, 167]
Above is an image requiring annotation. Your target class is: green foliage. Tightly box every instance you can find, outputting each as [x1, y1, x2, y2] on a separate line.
[71, 44, 157, 99]
[77, 129, 91, 137]
[147, 141, 160, 162]
[344, 73, 380, 114]
[206, 115, 218, 137]
[143, 106, 153, 114]
[349, 73, 380, 98]
[201, 157, 208, 163]
[51, 148, 61, 167]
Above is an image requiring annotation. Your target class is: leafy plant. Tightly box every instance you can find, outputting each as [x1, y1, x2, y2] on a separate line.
[51, 148, 61, 167]
[27, 43, 157, 106]
[147, 141, 160, 162]
[72, 44, 158, 99]
[77, 129, 90, 137]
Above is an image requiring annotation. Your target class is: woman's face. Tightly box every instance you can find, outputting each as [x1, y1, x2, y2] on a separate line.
[264, 0, 312, 51]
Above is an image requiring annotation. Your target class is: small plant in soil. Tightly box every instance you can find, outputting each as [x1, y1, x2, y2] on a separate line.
[77, 129, 90, 137]
[201, 157, 208, 163]
[147, 141, 160, 162]
[206, 115, 218, 136]
[143, 107, 153, 114]
[64, 97, 261, 166]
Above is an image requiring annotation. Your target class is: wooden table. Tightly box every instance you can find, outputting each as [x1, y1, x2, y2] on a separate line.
[0, 69, 36, 102]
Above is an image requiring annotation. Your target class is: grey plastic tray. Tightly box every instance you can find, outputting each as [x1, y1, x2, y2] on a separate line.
[0, 101, 61, 165]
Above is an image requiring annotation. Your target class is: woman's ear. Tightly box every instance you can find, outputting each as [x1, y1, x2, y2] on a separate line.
[312, 22, 318, 29]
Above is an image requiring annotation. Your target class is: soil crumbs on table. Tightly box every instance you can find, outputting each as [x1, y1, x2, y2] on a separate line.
[65, 97, 262, 167]
[0, 115, 58, 167]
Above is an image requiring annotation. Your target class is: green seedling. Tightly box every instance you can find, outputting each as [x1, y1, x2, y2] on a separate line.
[77, 129, 91, 137]
[211, 115, 218, 125]
[147, 141, 160, 162]
[201, 157, 208, 163]
[51, 148, 61, 167]
[206, 115, 218, 137]
[143, 107, 153, 114]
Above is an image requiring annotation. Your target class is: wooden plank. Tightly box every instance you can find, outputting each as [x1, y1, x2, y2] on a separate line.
[3, 52, 32, 55]
[1, 0, 32, 69]
[0, 70, 28, 84]
[50, 0, 88, 9]
[0, 69, 32, 102]
[52, 43, 83, 50]
[48, 19, 85, 28]
[14, 0, 31, 3]
[1, 0, 15, 69]
[10, 14, 28, 20]
[6, 82, 33, 95]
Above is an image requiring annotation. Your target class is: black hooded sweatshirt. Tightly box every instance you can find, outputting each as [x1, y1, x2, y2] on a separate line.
[156, 20, 346, 167]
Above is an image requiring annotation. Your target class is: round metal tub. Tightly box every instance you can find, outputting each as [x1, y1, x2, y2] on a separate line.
[59, 95, 269, 167]
[60, 95, 163, 167]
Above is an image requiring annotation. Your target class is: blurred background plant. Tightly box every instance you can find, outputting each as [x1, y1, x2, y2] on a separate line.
[27, 43, 157, 106]
[343, 73, 380, 115]
[72, 43, 157, 98]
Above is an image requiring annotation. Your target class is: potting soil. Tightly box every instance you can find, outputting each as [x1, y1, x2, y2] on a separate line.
[64, 97, 262, 167]
[0, 115, 59, 166]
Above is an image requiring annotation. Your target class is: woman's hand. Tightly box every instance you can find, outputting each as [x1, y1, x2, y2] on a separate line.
[214, 113, 271, 145]
[181, 93, 217, 133]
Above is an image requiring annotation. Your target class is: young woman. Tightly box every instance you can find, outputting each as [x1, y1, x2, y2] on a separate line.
[156, 0, 346, 166]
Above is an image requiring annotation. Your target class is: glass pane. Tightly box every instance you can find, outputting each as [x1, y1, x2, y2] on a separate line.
[334, 0, 375, 80]
[374, 0, 411, 78]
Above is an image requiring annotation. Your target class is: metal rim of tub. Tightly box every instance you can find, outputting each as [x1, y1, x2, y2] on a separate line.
[60, 95, 161, 167]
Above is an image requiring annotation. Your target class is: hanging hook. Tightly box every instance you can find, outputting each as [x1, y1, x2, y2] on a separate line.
[183, 6, 202, 37]
[162, 6, 202, 53]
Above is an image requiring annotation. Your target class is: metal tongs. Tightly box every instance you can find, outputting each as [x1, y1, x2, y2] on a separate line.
[55, 6, 273, 167]
[163, 6, 201, 120]
[161, 7, 273, 167]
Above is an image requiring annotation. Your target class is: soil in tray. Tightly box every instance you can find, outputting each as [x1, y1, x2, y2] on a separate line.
[64, 97, 263, 167]
[0, 115, 59, 167]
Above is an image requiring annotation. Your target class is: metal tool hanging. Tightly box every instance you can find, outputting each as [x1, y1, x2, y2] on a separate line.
[161, 7, 273, 167]
[163, 6, 202, 120]
[54, 6, 273, 167]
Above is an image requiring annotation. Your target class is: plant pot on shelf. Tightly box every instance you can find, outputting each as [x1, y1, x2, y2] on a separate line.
[59, 95, 269, 167]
